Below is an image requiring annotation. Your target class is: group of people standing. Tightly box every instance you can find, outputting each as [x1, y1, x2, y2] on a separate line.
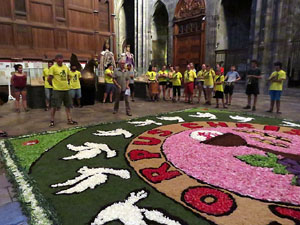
[146, 62, 241, 109]
[146, 60, 286, 113]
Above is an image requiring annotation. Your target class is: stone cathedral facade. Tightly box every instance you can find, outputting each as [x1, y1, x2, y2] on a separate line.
[114, 0, 300, 88]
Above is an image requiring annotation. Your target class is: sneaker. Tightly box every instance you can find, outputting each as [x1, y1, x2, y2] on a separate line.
[127, 112, 132, 116]
[252, 106, 256, 111]
[243, 105, 251, 109]
[266, 110, 273, 113]
[113, 111, 118, 114]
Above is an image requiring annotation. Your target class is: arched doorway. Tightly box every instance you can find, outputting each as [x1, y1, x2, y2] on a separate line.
[151, 1, 169, 67]
[173, 0, 206, 72]
[117, 0, 135, 58]
[216, 0, 252, 76]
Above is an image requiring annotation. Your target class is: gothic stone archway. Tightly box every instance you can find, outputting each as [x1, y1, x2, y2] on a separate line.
[173, 0, 206, 72]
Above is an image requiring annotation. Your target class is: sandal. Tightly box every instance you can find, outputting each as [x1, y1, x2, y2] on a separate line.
[49, 121, 54, 128]
[67, 120, 78, 125]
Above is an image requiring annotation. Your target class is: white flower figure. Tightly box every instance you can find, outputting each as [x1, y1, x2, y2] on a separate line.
[281, 121, 300, 128]
[93, 129, 133, 139]
[229, 115, 254, 123]
[189, 112, 217, 120]
[51, 167, 130, 194]
[92, 190, 182, 225]
[128, 120, 162, 127]
[157, 116, 185, 123]
[63, 142, 117, 160]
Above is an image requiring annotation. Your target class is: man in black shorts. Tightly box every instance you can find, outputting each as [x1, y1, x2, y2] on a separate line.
[243, 60, 262, 111]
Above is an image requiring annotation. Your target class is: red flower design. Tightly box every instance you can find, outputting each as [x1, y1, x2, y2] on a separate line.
[284, 129, 300, 136]
[270, 205, 300, 223]
[181, 123, 203, 129]
[22, 140, 39, 146]
[264, 125, 280, 132]
[236, 123, 254, 128]
[183, 187, 236, 216]
[133, 137, 161, 146]
[128, 149, 161, 161]
[207, 122, 228, 128]
[140, 163, 181, 183]
[148, 129, 173, 137]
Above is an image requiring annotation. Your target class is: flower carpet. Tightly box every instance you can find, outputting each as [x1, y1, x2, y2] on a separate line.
[1, 108, 300, 225]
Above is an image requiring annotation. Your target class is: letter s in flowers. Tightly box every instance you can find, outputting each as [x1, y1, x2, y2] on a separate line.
[63, 142, 117, 160]
[92, 190, 182, 225]
[51, 167, 130, 194]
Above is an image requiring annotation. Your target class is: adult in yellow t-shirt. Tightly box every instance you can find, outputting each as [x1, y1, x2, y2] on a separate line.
[158, 65, 168, 100]
[147, 66, 158, 101]
[267, 62, 286, 114]
[196, 64, 207, 103]
[48, 54, 77, 127]
[43, 61, 53, 111]
[214, 74, 227, 108]
[203, 64, 215, 105]
[103, 64, 115, 103]
[184, 65, 197, 104]
[172, 66, 183, 102]
[69, 65, 82, 107]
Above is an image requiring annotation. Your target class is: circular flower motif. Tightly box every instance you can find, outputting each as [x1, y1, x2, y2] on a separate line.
[190, 130, 223, 142]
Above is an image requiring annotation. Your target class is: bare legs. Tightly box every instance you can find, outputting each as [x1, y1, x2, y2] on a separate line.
[205, 88, 212, 105]
[268, 100, 281, 113]
[14, 90, 28, 112]
[159, 85, 166, 100]
[103, 92, 113, 103]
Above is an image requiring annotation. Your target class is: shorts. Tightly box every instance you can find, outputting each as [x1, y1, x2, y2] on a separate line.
[167, 82, 173, 88]
[186, 82, 194, 95]
[13, 87, 26, 92]
[214, 91, 224, 99]
[203, 85, 213, 89]
[269, 90, 282, 101]
[105, 83, 115, 94]
[159, 81, 167, 86]
[129, 83, 135, 93]
[45, 88, 52, 100]
[246, 84, 259, 95]
[70, 89, 82, 99]
[224, 85, 234, 95]
[51, 90, 72, 108]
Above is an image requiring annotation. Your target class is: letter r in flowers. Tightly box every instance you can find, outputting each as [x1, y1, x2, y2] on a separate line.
[51, 167, 130, 194]
[92, 190, 182, 225]
[93, 128, 133, 139]
[63, 142, 117, 160]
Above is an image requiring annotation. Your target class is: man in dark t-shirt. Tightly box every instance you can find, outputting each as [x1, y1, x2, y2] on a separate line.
[244, 60, 262, 111]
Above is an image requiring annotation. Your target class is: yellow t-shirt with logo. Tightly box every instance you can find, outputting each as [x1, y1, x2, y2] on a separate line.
[204, 69, 215, 87]
[214, 75, 224, 92]
[147, 71, 157, 81]
[48, 64, 70, 91]
[172, 72, 182, 86]
[197, 70, 206, 82]
[158, 70, 168, 82]
[43, 68, 52, 89]
[184, 70, 197, 83]
[105, 69, 114, 84]
[269, 70, 286, 91]
[69, 70, 82, 89]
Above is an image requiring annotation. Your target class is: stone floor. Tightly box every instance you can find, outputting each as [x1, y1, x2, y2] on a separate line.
[0, 94, 299, 224]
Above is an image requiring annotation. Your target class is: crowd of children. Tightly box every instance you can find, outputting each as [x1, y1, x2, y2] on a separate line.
[146, 62, 241, 109]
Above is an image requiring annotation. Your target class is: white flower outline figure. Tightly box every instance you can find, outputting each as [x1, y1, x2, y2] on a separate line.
[281, 121, 300, 128]
[51, 167, 130, 194]
[92, 190, 182, 225]
[128, 120, 162, 127]
[157, 116, 185, 123]
[229, 115, 254, 123]
[93, 128, 133, 139]
[63, 142, 117, 160]
[189, 112, 217, 120]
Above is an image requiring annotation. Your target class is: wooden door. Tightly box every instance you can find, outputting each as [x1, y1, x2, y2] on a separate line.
[173, 0, 206, 72]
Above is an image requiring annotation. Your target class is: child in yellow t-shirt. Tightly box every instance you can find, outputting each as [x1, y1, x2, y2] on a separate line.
[69, 65, 82, 107]
[267, 62, 286, 114]
[172, 66, 183, 102]
[214, 73, 227, 109]
[103, 64, 115, 103]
